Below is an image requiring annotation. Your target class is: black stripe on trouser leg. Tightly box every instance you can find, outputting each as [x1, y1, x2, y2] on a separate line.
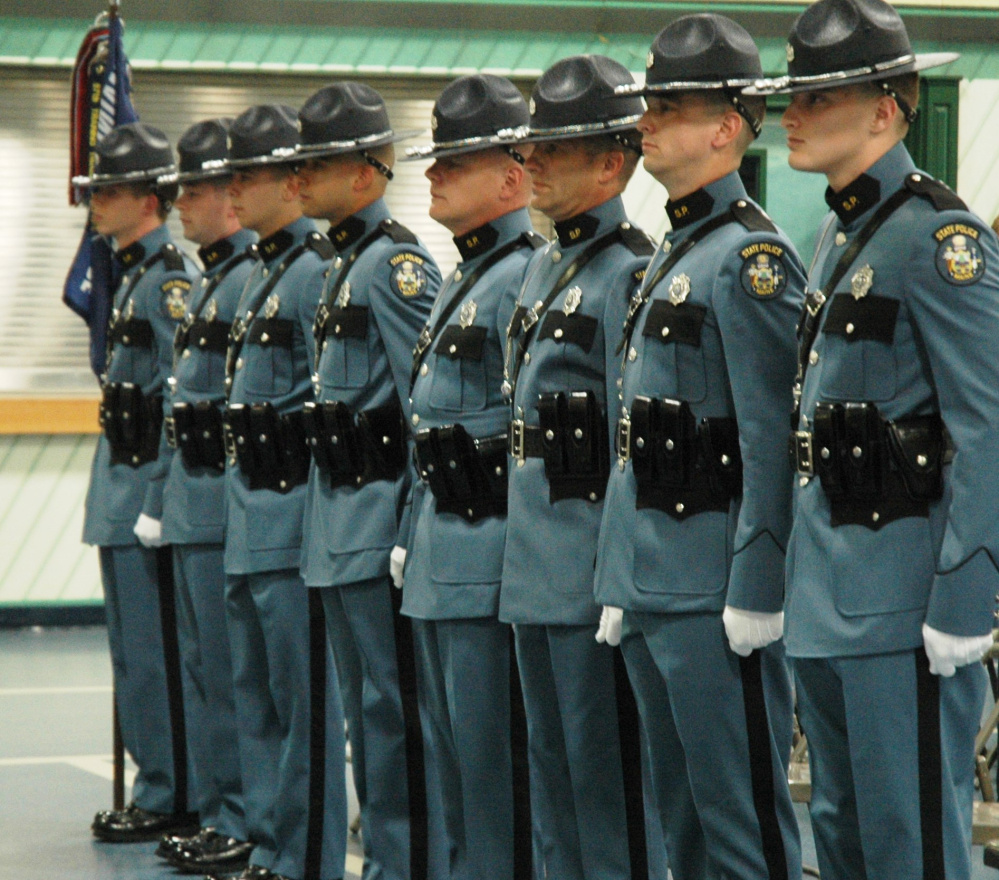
[304, 589, 329, 880]
[915, 648, 944, 880]
[389, 579, 429, 880]
[509, 628, 533, 879]
[738, 651, 788, 880]
[613, 647, 649, 880]
[155, 546, 188, 813]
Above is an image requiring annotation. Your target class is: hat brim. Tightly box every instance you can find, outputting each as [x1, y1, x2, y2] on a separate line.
[298, 129, 422, 159]
[616, 79, 758, 97]
[749, 51, 959, 96]
[401, 128, 529, 162]
[176, 165, 232, 183]
[516, 114, 643, 144]
[72, 166, 179, 189]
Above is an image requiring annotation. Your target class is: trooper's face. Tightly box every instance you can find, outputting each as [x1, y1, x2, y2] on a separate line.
[636, 93, 724, 186]
[89, 184, 152, 241]
[424, 148, 517, 237]
[781, 86, 879, 182]
[175, 180, 233, 246]
[228, 166, 293, 234]
[297, 154, 363, 224]
[524, 139, 607, 224]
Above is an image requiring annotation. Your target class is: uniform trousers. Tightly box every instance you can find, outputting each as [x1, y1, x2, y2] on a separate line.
[225, 569, 346, 880]
[412, 617, 530, 880]
[795, 651, 985, 880]
[173, 543, 245, 838]
[100, 544, 189, 814]
[514, 623, 651, 880]
[318, 577, 430, 880]
[622, 611, 800, 880]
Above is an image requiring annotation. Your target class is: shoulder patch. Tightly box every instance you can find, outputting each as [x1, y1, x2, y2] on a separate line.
[739, 242, 787, 299]
[906, 174, 968, 212]
[618, 223, 656, 257]
[731, 200, 777, 234]
[380, 219, 419, 246]
[933, 223, 986, 286]
[161, 278, 191, 320]
[389, 253, 429, 298]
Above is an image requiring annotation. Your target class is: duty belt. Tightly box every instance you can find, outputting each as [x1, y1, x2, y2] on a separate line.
[508, 420, 544, 461]
[100, 382, 163, 468]
[166, 401, 226, 472]
[222, 402, 310, 493]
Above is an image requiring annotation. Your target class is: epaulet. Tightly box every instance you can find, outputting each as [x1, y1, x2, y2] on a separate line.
[379, 218, 419, 245]
[730, 200, 777, 234]
[305, 230, 334, 260]
[521, 230, 547, 250]
[904, 173, 968, 212]
[617, 222, 656, 256]
[160, 242, 186, 272]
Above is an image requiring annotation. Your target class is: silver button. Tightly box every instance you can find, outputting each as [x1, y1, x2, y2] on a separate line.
[545, 429, 555, 441]
[552, 252, 562, 263]
[820, 447, 830, 459]
[675, 502, 684, 513]
[872, 511, 880, 522]
[799, 476, 809, 487]
[454, 270, 463, 281]
[412, 414, 420, 426]
[917, 454, 928, 467]
[554, 328, 564, 339]
[589, 492, 598, 501]
[663, 241, 672, 253]
[628, 347, 637, 362]
[835, 232, 847, 246]
[524, 353, 531, 364]
[334, 257, 343, 269]
[449, 344, 457, 354]
[809, 350, 819, 365]
[574, 428, 583, 439]
[720, 454, 730, 465]
[661, 327, 670, 338]
[912, 174, 922, 182]
[198, 337, 207, 346]
[852, 446, 862, 458]
[260, 332, 270, 343]
[420, 364, 428, 376]
[279, 480, 287, 489]
[262, 268, 269, 277]
[665, 439, 674, 451]
[334, 325, 341, 334]
[236, 358, 244, 369]
[122, 335, 130, 344]
[846, 322, 855, 334]
[323, 340, 329, 350]
[636, 437, 645, 449]
[621, 222, 631, 230]
[182, 350, 191, 359]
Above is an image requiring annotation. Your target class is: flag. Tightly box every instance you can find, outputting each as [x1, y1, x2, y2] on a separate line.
[63, 7, 138, 377]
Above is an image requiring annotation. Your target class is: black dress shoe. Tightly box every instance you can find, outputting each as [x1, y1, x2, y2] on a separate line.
[156, 826, 215, 860]
[205, 865, 273, 880]
[167, 832, 254, 874]
[91, 802, 200, 843]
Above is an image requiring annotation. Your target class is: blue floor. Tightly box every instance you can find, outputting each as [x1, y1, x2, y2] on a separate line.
[0, 625, 996, 880]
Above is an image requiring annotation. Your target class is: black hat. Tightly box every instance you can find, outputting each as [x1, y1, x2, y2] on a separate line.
[228, 104, 299, 168]
[404, 74, 529, 161]
[73, 122, 177, 189]
[518, 55, 644, 144]
[177, 118, 234, 182]
[298, 82, 417, 159]
[620, 14, 763, 95]
[765, 0, 957, 94]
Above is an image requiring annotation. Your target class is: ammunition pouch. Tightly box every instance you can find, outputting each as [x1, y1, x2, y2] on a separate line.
[414, 424, 508, 523]
[302, 399, 408, 490]
[168, 401, 226, 472]
[100, 382, 163, 468]
[793, 401, 948, 528]
[535, 390, 610, 503]
[620, 395, 742, 520]
[222, 402, 310, 493]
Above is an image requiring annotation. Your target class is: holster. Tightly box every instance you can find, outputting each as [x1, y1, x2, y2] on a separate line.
[171, 401, 226, 472]
[536, 390, 610, 502]
[414, 423, 508, 523]
[101, 382, 163, 468]
[303, 399, 407, 489]
[223, 402, 310, 493]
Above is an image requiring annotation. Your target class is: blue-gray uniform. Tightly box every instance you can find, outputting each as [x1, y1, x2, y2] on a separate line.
[83, 223, 196, 816]
[500, 195, 657, 880]
[786, 142, 999, 880]
[161, 228, 256, 841]
[223, 216, 347, 880]
[402, 207, 538, 880]
[594, 170, 805, 880]
[299, 198, 440, 880]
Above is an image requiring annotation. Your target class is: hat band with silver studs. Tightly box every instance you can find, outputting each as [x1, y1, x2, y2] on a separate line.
[297, 130, 397, 154]
[73, 164, 179, 187]
[405, 125, 530, 159]
[777, 53, 916, 89]
[526, 113, 644, 139]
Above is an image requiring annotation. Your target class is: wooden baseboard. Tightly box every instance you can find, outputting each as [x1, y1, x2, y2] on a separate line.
[0, 398, 100, 434]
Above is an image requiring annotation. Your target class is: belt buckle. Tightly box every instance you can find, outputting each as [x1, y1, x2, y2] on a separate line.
[794, 430, 814, 476]
[165, 416, 178, 449]
[509, 419, 525, 463]
[617, 417, 632, 464]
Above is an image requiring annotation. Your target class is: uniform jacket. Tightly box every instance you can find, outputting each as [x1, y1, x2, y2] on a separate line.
[224, 216, 328, 575]
[83, 224, 197, 546]
[594, 171, 806, 615]
[785, 142, 999, 658]
[162, 229, 257, 546]
[300, 198, 440, 587]
[499, 196, 651, 626]
[402, 207, 536, 620]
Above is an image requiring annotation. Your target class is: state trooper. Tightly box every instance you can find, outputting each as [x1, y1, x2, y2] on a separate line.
[154, 117, 258, 875]
[79, 122, 200, 843]
[218, 104, 346, 880]
[593, 15, 807, 879]
[398, 74, 542, 880]
[295, 82, 441, 880]
[499, 55, 661, 880]
[764, 0, 999, 876]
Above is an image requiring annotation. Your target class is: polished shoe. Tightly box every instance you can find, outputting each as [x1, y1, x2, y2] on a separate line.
[205, 865, 273, 880]
[91, 802, 200, 843]
[156, 826, 215, 860]
[167, 832, 254, 874]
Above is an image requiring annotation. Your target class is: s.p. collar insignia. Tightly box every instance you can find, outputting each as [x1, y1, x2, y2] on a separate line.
[934, 223, 986, 286]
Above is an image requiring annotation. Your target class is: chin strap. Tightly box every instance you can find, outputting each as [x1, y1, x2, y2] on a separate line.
[725, 90, 763, 139]
[881, 82, 919, 124]
[361, 150, 394, 181]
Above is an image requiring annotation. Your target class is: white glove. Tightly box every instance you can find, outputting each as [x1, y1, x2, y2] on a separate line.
[133, 513, 164, 548]
[722, 605, 784, 657]
[595, 606, 623, 647]
[390, 545, 407, 589]
[922, 623, 992, 677]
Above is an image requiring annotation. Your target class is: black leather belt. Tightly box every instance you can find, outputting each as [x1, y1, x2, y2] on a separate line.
[508, 419, 544, 461]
